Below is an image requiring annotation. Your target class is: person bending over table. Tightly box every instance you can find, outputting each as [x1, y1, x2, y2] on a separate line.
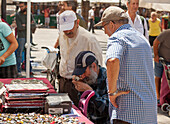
[72, 51, 110, 124]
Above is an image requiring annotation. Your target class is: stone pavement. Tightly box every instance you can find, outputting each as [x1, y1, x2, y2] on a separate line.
[21, 28, 169, 123]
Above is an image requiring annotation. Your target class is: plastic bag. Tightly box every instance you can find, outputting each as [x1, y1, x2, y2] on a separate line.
[42, 52, 57, 70]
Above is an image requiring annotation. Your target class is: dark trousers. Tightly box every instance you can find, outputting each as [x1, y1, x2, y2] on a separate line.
[149, 36, 157, 47]
[88, 19, 95, 33]
[58, 77, 79, 107]
[113, 119, 131, 124]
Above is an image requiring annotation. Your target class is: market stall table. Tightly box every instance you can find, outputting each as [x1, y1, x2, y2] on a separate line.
[0, 78, 94, 124]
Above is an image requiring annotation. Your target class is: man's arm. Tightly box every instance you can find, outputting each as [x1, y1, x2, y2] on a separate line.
[72, 80, 93, 91]
[153, 38, 160, 63]
[16, 13, 25, 31]
[106, 58, 129, 108]
[54, 37, 59, 48]
[72, 79, 109, 114]
[0, 33, 18, 65]
[107, 58, 120, 94]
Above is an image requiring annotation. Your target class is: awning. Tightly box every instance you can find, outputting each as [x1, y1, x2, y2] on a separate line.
[139, 0, 170, 12]
[13, 0, 69, 2]
[77, 0, 120, 3]
[142, 0, 170, 4]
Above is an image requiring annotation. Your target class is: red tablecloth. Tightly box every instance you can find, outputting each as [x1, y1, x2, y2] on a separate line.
[72, 105, 94, 124]
[0, 78, 94, 124]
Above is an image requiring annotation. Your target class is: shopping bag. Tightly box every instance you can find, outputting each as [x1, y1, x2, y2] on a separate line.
[42, 52, 57, 71]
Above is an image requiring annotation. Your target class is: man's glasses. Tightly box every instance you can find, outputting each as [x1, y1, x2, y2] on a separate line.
[101, 22, 110, 31]
[101, 21, 115, 31]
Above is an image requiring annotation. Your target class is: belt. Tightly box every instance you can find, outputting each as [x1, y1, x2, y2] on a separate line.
[61, 76, 72, 82]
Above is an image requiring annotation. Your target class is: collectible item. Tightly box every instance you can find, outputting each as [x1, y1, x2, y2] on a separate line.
[45, 93, 72, 114]
[0, 113, 81, 123]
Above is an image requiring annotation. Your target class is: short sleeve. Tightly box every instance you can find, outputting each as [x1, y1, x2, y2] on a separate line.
[105, 39, 124, 65]
[157, 31, 167, 43]
[1, 22, 12, 37]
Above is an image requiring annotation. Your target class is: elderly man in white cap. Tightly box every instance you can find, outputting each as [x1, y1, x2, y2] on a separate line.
[54, 10, 103, 107]
[95, 6, 157, 124]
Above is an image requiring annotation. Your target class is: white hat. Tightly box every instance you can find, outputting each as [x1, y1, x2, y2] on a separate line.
[59, 10, 77, 31]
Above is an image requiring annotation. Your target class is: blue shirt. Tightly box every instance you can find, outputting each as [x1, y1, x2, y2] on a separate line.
[88, 66, 110, 124]
[78, 66, 109, 123]
[0, 22, 16, 67]
[105, 24, 157, 124]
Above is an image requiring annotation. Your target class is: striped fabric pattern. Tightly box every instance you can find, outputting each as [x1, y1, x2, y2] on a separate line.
[106, 24, 157, 124]
[0, 65, 18, 78]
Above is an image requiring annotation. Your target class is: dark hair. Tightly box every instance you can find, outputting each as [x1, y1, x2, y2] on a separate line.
[19, 2, 26, 5]
[72, 5, 77, 12]
[65, 1, 78, 12]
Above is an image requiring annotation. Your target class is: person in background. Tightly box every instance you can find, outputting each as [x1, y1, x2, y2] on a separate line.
[54, 10, 103, 107]
[95, 6, 157, 124]
[44, 6, 50, 28]
[0, 17, 10, 26]
[148, 12, 161, 47]
[16, 2, 36, 76]
[56, 1, 67, 29]
[56, 1, 87, 30]
[126, 0, 149, 40]
[71, 2, 87, 29]
[88, 6, 95, 33]
[0, 22, 18, 78]
[99, 6, 105, 20]
[72, 51, 110, 124]
[153, 29, 170, 105]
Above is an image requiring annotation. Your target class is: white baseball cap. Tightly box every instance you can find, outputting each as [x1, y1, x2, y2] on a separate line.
[59, 10, 77, 31]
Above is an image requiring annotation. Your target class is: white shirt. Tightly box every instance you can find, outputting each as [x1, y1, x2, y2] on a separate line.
[88, 9, 94, 20]
[126, 12, 149, 40]
[56, 12, 60, 29]
[99, 9, 104, 18]
[58, 26, 103, 79]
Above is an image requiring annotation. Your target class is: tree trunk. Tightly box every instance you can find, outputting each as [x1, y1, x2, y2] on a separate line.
[81, 0, 89, 29]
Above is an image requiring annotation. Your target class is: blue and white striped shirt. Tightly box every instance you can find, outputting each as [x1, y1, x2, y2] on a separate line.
[106, 24, 157, 124]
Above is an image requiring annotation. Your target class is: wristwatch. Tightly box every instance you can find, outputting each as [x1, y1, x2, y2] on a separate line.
[108, 90, 118, 96]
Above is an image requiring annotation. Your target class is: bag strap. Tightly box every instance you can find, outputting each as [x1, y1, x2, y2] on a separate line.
[140, 16, 145, 36]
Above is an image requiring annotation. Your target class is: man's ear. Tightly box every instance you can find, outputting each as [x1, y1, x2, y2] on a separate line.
[110, 21, 117, 33]
[110, 21, 115, 27]
[91, 62, 97, 71]
[77, 19, 80, 26]
[126, 1, 129, 8]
